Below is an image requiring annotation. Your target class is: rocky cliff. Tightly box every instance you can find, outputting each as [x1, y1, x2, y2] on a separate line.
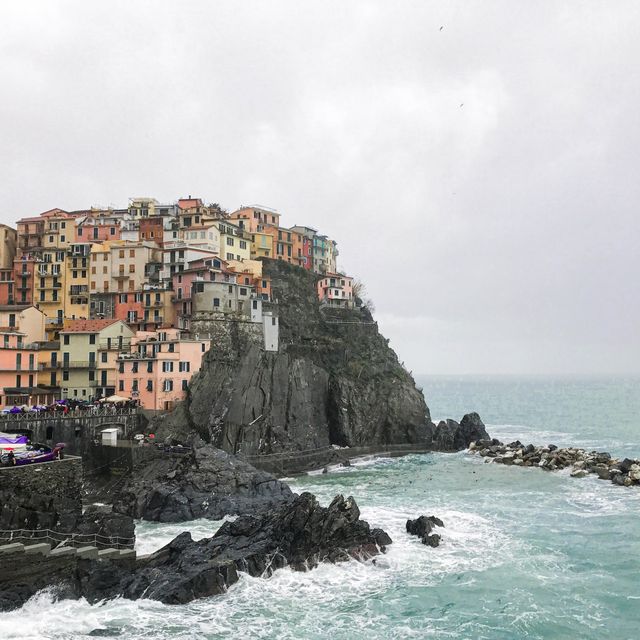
[154, 259, 433, 454]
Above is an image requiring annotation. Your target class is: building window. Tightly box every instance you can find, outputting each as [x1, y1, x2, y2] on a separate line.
[101, 352, 108, 363]
[182, 379, 188, 391]
[146, 380, 153, 391]
[63, 370, 69, 381]
[119, 380, 124, 391]
[213, 298, 220, 307]
[162, 361, 174, 372]
[119, 294, 128, 303]
[240, 288, 247, 296]
[179, 362, 191, 372]
[89, 334, 96, 344]
[63, 334, 70, 345]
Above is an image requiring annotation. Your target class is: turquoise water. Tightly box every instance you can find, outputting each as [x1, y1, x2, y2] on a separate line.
[1, 376, 639, 639]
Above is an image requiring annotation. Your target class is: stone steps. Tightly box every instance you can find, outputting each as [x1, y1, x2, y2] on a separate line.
[0, 542, 136, 561]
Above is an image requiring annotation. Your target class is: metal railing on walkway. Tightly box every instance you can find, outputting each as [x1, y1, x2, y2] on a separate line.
[0, 528, 134, 550]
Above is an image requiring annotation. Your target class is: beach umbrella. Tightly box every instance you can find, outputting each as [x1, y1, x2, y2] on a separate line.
[9, 406, 22, 414]
[103, 394, 130, 403]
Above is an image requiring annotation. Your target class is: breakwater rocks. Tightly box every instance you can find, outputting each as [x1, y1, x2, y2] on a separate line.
[79, 493, 391, 606]
[470, 439, 640, 487]
[406, 515, 444, 547]
[112, 445, 293, 522]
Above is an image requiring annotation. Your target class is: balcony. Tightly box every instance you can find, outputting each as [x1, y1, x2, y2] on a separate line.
[61, 361, 97, 369]
[98, 338, 132, 351]
[143, 299, 164, 308]
[41, 361, 61, 369]
[113, 273, 130, 280]
[45, 318, 63, 327]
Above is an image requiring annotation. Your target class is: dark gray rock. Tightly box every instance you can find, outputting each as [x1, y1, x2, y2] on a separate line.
[406, 515, 444, 547]
[112, 444, 293, 522]
[152, 259, 433, 456]
[431, 413, 489, 451]
[80, 493, 391, 605]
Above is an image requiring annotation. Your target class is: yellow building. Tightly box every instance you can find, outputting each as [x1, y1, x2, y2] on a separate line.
[64, 243, 91, 320]
[249, 231, 273, 259]
[36, 340, 61, 390]
[213, 220, 252, 262]
[60, 319, 134, 400]
[141, 286, 175, 329]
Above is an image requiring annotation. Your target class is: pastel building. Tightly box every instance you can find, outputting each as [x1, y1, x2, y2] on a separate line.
[59, 319, 134, 400]
[229, 206, 281, 231]
[0, 330, 57, 408]
[317, 273, 354, 308]
[116, 328, 210, 411]
[213, 220, 252, 262]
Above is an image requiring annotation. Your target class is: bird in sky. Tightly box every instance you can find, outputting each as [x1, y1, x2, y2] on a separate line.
[440, 26, 444, 31]
[460, 103, 464, 107]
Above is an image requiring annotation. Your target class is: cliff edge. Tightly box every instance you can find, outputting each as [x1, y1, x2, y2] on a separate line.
[154, 259, 433, 454]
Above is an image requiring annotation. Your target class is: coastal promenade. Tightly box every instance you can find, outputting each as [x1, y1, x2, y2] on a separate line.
[241, 441, 432, 475]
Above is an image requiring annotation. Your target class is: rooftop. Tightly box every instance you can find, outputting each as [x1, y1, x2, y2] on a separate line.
[61, 319, 122, 334]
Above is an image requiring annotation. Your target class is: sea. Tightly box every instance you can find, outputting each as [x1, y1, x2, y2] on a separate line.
[2, 375, 639, 640]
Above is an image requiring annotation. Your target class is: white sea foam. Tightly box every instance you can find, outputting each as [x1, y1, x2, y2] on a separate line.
[134, 516, 235, 556]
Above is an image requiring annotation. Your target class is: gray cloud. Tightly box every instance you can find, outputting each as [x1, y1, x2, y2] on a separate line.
[1, 0, 638, 373]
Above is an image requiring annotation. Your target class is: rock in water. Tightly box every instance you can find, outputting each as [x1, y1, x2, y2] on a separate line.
[112, 445, 293, 522]
[431, 413, 489, 451]
[406, 515, 445, 547]
[80, 493, 392, 605]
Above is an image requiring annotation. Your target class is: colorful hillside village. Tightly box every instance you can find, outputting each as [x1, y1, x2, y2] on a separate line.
[0, 198, 355, 411]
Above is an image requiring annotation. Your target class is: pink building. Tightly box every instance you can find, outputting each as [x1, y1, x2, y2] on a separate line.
[317, 273, 354, 308]
[115, 328, 210, 411]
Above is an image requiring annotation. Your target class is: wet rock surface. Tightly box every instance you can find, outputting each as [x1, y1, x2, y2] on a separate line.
[112, 444, 294, 522]
[431, 413, 490, 452]
[469, 439, 640, 487]
[406, 515, 445, 547]
[80, 492, 391, 605]
[153, 259, 433, 455]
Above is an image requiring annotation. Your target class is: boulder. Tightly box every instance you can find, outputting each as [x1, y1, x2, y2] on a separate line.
[406, 515, 444, 547]
[112, 444, 293, 522]
[432, 413, 489, 452]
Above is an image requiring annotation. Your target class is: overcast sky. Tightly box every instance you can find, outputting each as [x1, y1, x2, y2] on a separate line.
[1, 1, 638, 374]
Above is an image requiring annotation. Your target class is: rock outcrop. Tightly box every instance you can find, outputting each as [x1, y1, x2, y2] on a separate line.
[2, 493, 389, 609]
[152, 259, 433, 455]
[112, 444, 293, 522]
[431, 413, 490, 452]
[406, 515, 445, 547]
[470, 439, 640, 487]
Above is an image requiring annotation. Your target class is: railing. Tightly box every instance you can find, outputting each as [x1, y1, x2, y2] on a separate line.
[62, 361, 97, 369]
[0, 407, 138, 421]
[98, 339, 132, 351]
[0, 528, 134, 550]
